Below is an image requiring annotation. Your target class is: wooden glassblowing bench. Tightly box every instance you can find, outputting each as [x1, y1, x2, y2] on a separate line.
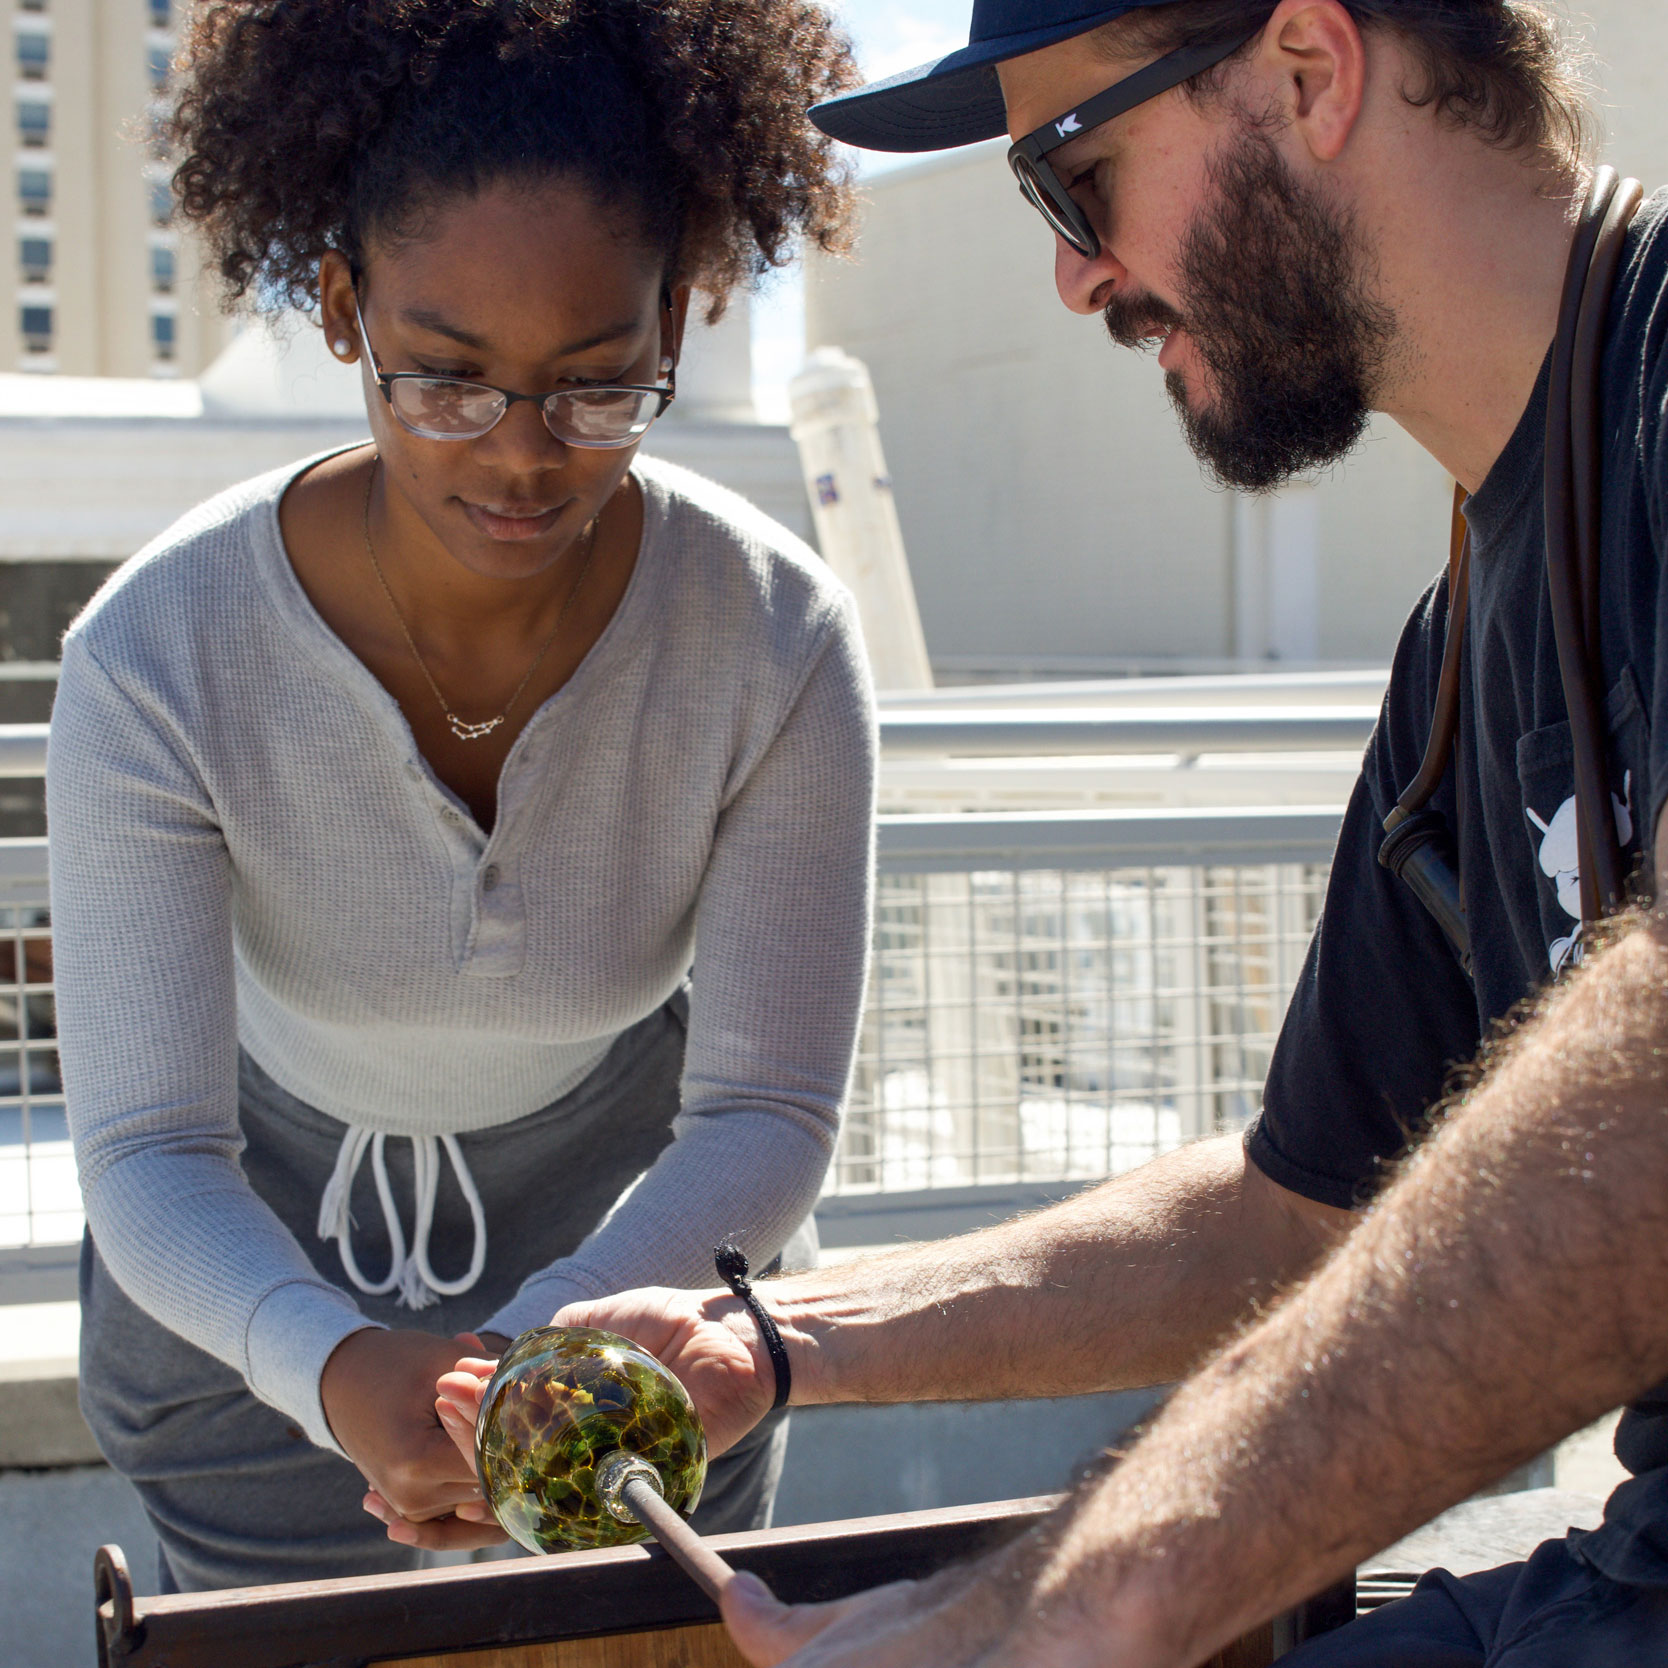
[92, 1497, 1356, 1668]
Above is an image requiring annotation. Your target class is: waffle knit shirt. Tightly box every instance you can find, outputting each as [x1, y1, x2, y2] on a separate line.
[47, 449, 876, 1452]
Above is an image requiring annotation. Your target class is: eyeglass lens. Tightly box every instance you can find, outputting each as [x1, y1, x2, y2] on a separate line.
[1011, 154, 1097, 259]
[386, 378, 660, 446]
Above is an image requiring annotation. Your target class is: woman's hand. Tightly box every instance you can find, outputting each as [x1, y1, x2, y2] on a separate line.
[434, 1349, 501, 1497]
[322, 1326, 508, 1550]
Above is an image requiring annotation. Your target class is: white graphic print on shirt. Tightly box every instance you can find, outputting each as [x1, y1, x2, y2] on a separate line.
[1524, 772, 1633, 973]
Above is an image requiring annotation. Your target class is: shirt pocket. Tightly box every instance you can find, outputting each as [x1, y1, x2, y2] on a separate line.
[1515, 667, 1649, 973]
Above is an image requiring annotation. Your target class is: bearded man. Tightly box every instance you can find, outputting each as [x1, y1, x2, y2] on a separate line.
[437, 3, 1668, 1662]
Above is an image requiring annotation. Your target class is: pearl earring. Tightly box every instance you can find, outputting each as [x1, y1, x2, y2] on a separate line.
[333, 339, 352, 358]
[659, 355, 674, 374]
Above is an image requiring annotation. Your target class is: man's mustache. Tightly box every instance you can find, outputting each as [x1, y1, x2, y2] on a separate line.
[1102, 292, 1185, 351]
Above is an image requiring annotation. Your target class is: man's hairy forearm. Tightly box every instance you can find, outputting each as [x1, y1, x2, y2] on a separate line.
[1018, 916, 1668, 1668]
[772, 1133, 1348, 1406]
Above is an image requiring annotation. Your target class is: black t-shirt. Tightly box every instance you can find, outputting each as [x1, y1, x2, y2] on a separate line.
[1244, 189, 1668, 1581]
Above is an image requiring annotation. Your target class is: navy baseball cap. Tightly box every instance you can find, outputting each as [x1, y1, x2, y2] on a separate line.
[811, 1, 1220, 152]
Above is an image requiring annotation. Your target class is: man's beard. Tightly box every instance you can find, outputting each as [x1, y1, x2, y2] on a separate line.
[1103, 127, 1396, 494]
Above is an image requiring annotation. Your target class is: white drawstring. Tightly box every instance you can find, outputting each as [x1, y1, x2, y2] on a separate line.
[316, 1125, 488, 1311]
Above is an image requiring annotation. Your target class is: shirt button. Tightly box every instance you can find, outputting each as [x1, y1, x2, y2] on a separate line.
[481, 864, 500, 892]
[442, 807, 462, 825]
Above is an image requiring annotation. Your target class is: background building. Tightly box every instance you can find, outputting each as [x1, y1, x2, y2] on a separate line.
[804, 0, 1668, 678]
[4, 0, 233, 377]
[0, 294, 796, 748]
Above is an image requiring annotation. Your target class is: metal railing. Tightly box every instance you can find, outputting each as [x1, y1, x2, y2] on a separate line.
[833, 813, 1334, 1204]
[0, 699, 1345, 1290]
[0, 712, 1377, 779]
[0, 807, 1341, 1291]
[0, 837, 65, 1267]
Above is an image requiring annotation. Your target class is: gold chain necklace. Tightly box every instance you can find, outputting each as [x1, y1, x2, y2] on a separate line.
[361, 459, 601, 743]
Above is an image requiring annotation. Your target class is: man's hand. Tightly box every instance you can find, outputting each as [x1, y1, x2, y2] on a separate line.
[715, 1528, 1121, 1668]
[322, 1326, 507, 1550]
[556, 1288, 778, 1455]
[435, 1289, 777, 1463]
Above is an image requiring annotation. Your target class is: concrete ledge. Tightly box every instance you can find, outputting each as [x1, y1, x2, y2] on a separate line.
[817, 1182, 1096, 1248]
[0, 1240, 80, 1305]
[1368, 1486, 1604, 1578]
[0, 1359, 101, 1467]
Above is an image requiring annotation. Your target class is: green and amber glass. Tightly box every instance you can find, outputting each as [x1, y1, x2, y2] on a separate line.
[475, 1325, 708, 1553]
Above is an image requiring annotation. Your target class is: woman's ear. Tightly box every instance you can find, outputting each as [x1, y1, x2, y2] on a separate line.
[318, 250, 361, 363]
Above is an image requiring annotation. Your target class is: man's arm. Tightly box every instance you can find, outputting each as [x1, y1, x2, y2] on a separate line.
[439, 1134, 1351, 1464]
[719, 881, 1668, 1668]
[770, 1133, 1349, 1405]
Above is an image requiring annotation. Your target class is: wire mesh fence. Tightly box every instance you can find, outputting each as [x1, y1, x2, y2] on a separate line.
[0, 852, 1330, 1250]
[831, 862, 1328, 1194]
[0, 881, 71, 1250]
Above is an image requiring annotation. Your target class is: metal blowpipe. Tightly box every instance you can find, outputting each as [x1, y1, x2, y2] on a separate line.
[598, 1452, 739, 1603]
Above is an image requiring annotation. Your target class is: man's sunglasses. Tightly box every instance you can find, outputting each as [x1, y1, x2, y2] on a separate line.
[1007, 29, 1261, 259]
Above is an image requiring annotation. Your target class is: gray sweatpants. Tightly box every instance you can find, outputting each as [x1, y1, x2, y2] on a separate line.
[78, 1000, 801, 1593]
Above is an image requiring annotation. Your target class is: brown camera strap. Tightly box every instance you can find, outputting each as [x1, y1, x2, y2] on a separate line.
[1386, 168, 1644, 935]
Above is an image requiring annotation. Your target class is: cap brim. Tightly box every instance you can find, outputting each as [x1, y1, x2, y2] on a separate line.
[810, 11, 1134, 153]
[810, 56, 1008, 153]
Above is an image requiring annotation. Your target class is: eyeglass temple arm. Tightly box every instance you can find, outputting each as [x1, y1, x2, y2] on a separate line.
[1019, 27, 1261, 160]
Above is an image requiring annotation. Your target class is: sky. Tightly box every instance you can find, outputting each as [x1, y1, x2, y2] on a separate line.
[750, 0, 974, 419]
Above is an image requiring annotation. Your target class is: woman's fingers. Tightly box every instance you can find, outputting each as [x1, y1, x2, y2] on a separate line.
[437, 1364, 492, 1412]
[436, 1394, 481, 1466]
[363, 1490, 508, 1551]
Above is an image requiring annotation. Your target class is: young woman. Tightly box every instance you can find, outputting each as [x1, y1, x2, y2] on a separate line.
[47, 0, 869, 1592]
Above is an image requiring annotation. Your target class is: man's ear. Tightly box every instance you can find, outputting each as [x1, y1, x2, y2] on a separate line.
[1258, 0, 1368, 164]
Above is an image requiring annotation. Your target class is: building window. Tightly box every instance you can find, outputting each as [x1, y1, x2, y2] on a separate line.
[20, 236, 50, 284]
[149, 0, 171, 28]
[17, 31, 49, 80]
[145, 105, 170, 160]
[149, 176, 173, 226]
[151, 312, 176, 361]
[150, 243, 175, 294]
[19, 0, 47, 11]
[147, 43, 170, 91]
[19, 168, 51, 217]
[18, 97, 50, 148]
[21, 304, 52, 355]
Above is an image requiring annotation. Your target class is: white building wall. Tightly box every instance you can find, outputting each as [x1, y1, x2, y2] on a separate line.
[804, 2, 1668, 674]
[809, 144, 1237, 672]
[1578, 0, 1668, 184]
[0, 301, 809, 567]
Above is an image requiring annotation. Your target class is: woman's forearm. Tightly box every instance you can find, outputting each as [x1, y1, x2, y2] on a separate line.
[477, 1108, 833, 1342]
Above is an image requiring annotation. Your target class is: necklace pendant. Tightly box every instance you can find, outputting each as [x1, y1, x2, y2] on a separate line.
[447, 713, 504, 743]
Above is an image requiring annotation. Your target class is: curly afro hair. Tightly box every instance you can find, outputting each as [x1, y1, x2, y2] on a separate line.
[169, 0, 859, 317]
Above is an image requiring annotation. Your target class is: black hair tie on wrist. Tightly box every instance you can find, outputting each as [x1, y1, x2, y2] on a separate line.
[714, 1241, 791, 1410]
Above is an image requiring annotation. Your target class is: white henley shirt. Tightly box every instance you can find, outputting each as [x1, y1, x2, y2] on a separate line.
[46, 449, 876, 1450]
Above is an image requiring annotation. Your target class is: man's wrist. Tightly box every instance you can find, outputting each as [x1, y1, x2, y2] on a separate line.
[767, 1282, 827, 1404]
[707, 1276, 835, 1407]
[1022, 1519, 1173, 1668]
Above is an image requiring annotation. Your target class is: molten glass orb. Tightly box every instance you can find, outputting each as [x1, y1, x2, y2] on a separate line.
[475, 1325, 707, 1553]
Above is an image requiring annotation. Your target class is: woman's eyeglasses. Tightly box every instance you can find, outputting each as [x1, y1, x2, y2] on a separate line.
[351, 291, 675, 447]
[1007, 30, 1260, 259]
